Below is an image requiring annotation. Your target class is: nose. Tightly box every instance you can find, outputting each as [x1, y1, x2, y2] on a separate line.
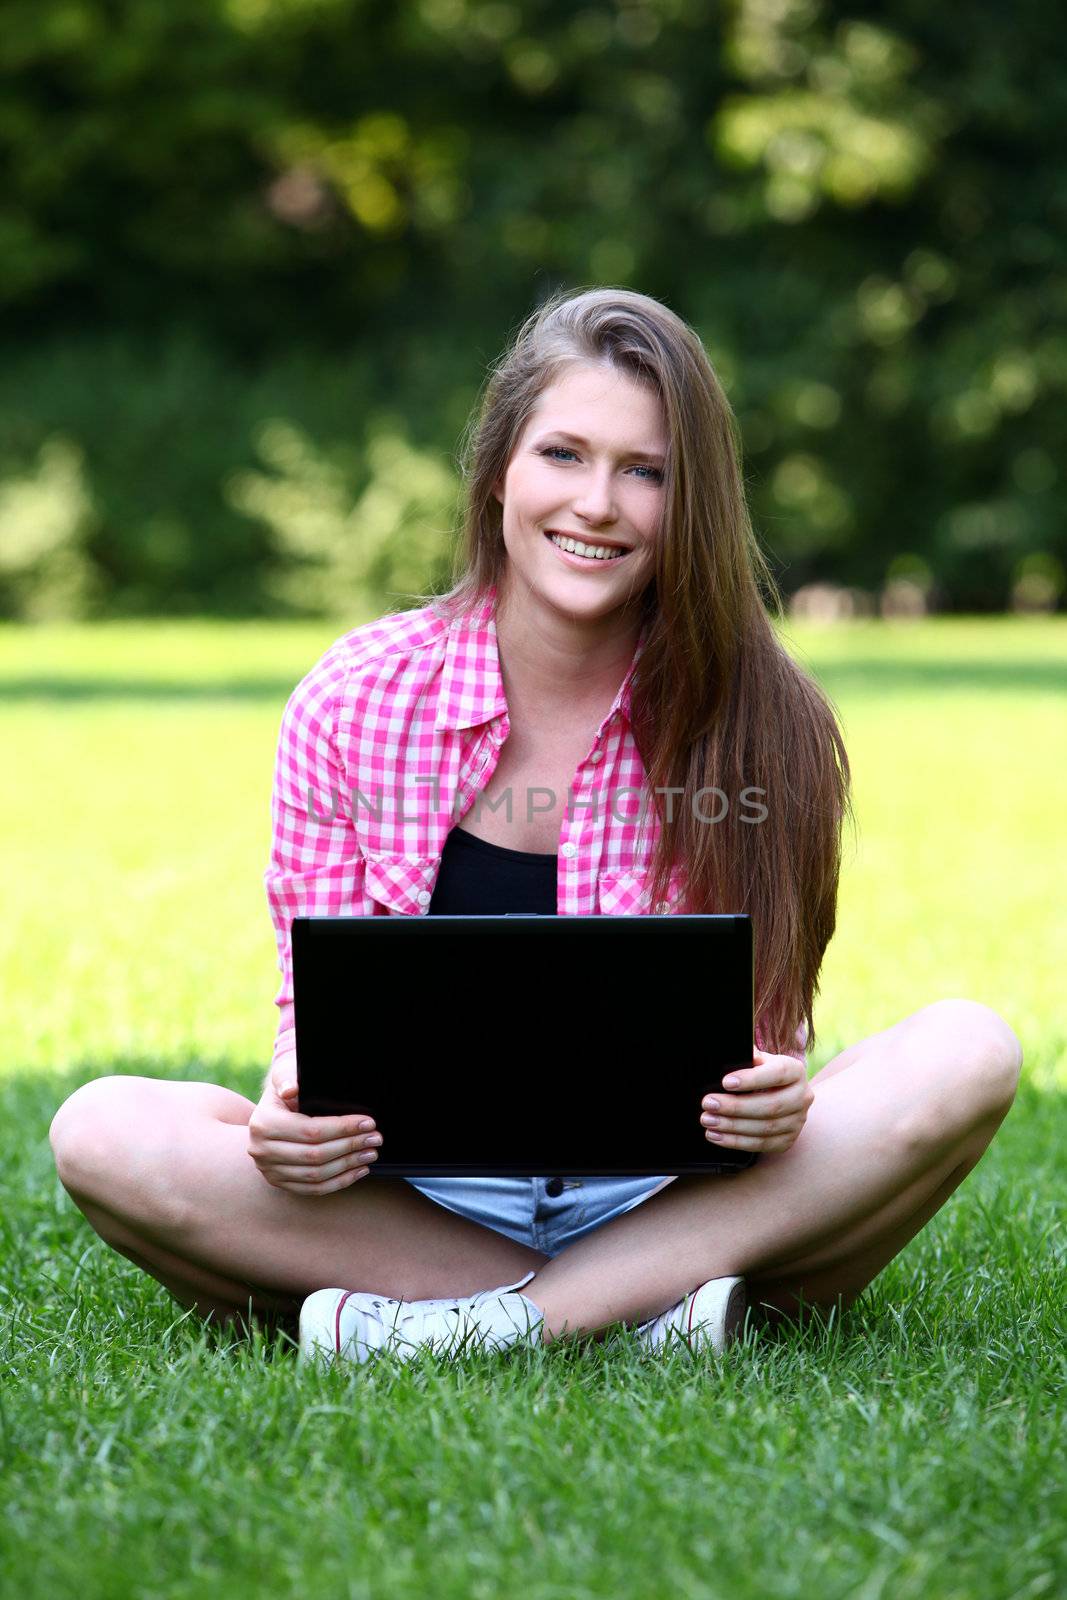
[572, 465, 618, 525]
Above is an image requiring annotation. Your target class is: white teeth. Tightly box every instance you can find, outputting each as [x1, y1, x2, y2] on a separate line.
[548, 533, 628, 561]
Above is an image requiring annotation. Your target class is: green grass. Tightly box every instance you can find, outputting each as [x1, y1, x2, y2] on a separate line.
[2, 615, 1065, 1599]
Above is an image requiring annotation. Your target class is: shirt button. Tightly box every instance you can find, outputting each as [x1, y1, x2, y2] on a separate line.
[654, 900, 671, 914]
[589, 749, 603, 764]
[545, 1177, 564, 1197]
[560, 842, 578, 859]
[417, 890, 431, 905]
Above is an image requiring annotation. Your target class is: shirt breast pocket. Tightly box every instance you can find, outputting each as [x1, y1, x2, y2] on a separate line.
[364, 850, 440, 916]
[596, 866, 687, 916]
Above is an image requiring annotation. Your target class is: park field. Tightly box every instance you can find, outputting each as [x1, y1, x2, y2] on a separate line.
[1, 614, 1064, 1600]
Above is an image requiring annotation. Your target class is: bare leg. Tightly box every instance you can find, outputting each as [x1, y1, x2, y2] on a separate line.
[68, 1195, 297, 1335]
[49, 1076, 549, 1331]
[50, 999, 1022, 1346]
[518, 999, 1023, 1340]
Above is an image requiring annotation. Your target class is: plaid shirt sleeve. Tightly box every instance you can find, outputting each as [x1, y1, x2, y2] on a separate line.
[263, 643, 363, 1052]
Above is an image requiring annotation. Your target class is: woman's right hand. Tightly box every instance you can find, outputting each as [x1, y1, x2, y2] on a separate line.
[247, 1047, 382, 1195]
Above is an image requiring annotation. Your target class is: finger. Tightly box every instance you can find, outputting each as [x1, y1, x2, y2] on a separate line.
[703, 1112, 803, 1138]
[270, 1110, 378, 1143]
[717, 1053, 803, 1094]
[703, 1091, 806, 1119]
[269, 1165, 370, 1195]
[268, 1153, 374, 1185]
[704, 1126, 797, 1152]
[255, 1131, 382, 1165]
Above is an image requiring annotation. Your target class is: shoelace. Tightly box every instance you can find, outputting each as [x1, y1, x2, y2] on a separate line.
[339, 1272, 542, 1359]
[335, 1294, 455, 1357]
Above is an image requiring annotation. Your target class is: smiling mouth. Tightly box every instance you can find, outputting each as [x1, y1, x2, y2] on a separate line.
[545, 531, 632, 562]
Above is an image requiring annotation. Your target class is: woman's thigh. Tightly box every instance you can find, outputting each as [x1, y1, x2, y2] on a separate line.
[743, 999, 1021, 1327]
[49, 1074, 546, 1302]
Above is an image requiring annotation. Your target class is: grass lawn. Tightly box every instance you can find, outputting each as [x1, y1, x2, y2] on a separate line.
[1, 613, 1064, 1600]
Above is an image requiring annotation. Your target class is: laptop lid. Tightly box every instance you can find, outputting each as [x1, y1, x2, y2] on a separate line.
[292, 913, 755, 1177]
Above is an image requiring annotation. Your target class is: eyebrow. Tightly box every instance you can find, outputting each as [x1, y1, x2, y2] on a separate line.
[533, 429, 666, 466]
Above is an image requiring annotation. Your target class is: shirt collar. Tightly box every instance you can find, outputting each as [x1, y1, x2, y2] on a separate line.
[435, 582, 650, 734]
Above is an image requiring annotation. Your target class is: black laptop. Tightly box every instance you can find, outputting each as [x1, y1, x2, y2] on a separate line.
[291, 913, 757, 1176]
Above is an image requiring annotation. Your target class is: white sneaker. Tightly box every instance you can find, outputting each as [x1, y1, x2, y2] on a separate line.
[298, 1270, 544, 1368]
[634, 1276, 747, 1355]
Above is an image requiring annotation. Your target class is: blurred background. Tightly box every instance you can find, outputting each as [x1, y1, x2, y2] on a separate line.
[2, 0, 1064, 625]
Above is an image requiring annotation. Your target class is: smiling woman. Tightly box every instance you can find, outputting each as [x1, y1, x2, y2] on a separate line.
[495, 364, 668, 608]
[48, 285, 1022, 1372]
[427, 292, 851, 1058]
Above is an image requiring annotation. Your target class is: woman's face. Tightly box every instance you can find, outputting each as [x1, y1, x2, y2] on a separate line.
[492, 362, 668, 627]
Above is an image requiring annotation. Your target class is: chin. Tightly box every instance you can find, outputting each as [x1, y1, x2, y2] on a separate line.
[545, 586, 637, 623]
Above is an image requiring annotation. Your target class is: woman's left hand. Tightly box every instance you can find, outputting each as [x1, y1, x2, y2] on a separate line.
[700, 1048, 814, 1154]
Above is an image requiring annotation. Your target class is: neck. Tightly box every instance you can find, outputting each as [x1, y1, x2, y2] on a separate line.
[493, 575, 645, 728]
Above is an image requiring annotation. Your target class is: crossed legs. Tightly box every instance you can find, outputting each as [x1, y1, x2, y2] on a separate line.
[49, 999, 1022, 1344]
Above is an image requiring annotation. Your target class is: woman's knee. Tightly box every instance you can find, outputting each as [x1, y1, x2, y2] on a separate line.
[915, 999, 1022, 1108]
[887, 999, 1022, 1157]
[51, 1075, 139, 1187]
[49, 1074, 253, 1234]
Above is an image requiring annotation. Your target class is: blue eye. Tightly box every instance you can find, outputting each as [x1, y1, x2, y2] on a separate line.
[540, 446, 662, 482]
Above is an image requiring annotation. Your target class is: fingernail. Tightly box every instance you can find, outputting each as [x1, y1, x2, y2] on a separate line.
[723, 1075, 740, 1088]
[703, 1097, 720, 1112]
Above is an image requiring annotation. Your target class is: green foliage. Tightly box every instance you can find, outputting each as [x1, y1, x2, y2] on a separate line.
[225, 415, 457, 616]
[1, 1, 1064, 615]
[0, 328, 463, 619]
[0, 438, 102, 620]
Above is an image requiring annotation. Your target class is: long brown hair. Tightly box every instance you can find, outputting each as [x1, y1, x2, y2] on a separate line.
[412, 285, 852, 1055]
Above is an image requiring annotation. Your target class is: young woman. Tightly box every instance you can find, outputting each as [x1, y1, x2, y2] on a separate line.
[49, 288, 1022, 1365]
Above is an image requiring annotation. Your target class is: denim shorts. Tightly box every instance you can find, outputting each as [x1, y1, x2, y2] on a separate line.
[404, 1174, 676, 1258]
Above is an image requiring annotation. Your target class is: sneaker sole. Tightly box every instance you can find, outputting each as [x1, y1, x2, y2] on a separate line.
[688, 1275, 747, 1354]
[298, 1287, 355, 1367]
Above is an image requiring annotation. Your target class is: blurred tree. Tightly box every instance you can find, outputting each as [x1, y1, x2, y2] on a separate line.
[0, 0, 1062, 616]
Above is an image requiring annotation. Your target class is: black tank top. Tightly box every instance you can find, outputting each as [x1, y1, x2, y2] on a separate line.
[428, 825, 558, 915]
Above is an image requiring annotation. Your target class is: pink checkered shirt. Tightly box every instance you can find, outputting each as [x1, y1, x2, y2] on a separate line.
[264, 583, 807, 1066]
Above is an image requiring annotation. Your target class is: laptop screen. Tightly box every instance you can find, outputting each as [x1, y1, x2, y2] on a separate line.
[292, 914, 754, 1176]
